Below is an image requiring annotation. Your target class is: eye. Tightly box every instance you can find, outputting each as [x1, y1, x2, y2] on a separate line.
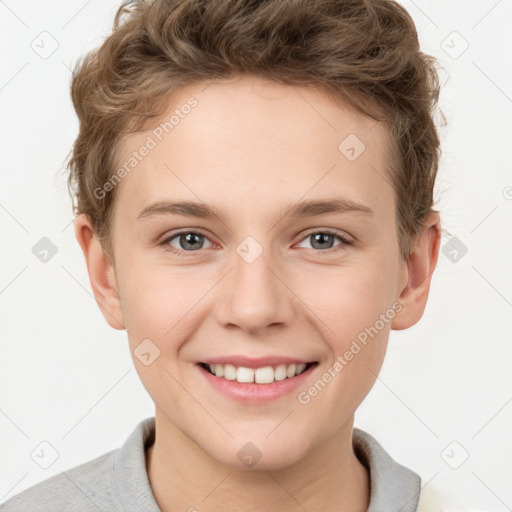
[159, 229, 351, 257]
[296, 230, 351, 252]
[161, 231, 214, 255]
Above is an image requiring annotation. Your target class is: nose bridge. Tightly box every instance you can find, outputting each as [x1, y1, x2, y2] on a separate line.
[215, 237, 295, 332]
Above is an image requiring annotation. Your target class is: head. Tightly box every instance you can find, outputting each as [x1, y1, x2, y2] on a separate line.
[71, 0, 442, 469]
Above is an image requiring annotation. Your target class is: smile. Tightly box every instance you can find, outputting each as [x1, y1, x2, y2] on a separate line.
[199, 362, 316, 384]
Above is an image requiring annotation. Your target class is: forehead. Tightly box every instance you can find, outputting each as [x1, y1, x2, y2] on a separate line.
[114, 75, 394, 223]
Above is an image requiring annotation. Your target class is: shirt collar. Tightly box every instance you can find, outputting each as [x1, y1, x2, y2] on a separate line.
[113, 417, 421, 511]
[113, 416, 160, 512]
[353, 427, 421, 511]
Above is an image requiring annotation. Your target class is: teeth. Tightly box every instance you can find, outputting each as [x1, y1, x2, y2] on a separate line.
[224, 364, 237, 380]
[296, 363, 306, 374]
[236, 367, 254, 383]
[274, 364, 287, 381]
[203, 362, 311, 384]
[255, 366, 274, 384]
[286, 364, 296, 378]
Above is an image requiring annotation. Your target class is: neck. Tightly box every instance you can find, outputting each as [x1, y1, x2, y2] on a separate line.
[146, 409, 370, 512]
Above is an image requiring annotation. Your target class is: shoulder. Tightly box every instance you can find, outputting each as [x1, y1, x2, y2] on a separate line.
[0, 417, 157, 512]
[352, 429, 492, 512]
[0, 449, 119, 512]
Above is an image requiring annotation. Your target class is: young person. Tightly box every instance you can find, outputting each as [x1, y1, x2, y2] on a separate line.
[0, 0, 444, 510]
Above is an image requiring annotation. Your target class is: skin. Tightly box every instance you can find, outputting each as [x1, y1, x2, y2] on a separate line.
[75, 75, 441, 512]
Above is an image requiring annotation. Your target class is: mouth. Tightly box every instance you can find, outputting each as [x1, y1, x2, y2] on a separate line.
[195, 355, 320, 402]
[198, 361, 318, 384]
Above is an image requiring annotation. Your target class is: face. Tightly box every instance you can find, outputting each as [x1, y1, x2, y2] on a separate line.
[105, 75, 408, 469]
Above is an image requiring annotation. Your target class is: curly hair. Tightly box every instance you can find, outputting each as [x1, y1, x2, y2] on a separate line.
[67, 0, 444, 261]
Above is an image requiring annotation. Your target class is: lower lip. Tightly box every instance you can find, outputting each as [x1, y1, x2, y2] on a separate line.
[197, 363, 318, 403]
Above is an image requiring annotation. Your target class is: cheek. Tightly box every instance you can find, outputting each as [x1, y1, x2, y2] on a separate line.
[117, 262, 203, 332]
[117, 265, 206, 403]
[293, 259, 394, 405]
[298, 259, 396, 344]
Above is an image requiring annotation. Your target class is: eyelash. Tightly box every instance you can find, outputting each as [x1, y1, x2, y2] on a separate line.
[159, 229, 352, 257]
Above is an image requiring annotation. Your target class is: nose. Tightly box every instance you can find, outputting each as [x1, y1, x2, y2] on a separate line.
[214, 245, 297, 335]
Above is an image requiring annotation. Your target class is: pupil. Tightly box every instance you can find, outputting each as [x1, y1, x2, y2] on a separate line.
[182, 233, 202, 250]
[312, 233, 333, 249]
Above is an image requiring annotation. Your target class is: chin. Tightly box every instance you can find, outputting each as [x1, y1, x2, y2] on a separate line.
[207, 436, 311, 471]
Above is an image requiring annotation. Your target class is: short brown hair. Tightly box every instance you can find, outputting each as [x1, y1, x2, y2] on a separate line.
[67, 0, 444, 261]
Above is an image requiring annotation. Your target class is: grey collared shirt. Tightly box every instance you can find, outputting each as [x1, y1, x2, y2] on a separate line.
[0, 417, 421, 511]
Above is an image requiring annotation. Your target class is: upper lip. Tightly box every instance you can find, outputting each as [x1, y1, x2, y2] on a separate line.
[199, 356, 316, 368]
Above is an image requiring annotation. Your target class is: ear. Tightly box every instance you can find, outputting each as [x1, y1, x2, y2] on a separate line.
[74, 213, 125, 330]
[391, 212, 441, 330]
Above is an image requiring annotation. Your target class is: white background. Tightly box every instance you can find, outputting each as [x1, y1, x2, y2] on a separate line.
[1, 0, 511, 509]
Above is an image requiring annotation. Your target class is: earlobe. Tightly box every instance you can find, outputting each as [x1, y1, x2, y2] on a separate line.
[74, 214, 126, 330]
[391, 213, 441, 331]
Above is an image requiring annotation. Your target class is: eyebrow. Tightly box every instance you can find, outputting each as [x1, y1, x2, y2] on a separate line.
[137, 198, 374, 222]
